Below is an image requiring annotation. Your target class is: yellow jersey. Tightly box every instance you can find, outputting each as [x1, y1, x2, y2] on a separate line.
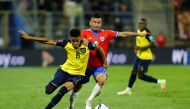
[56, 40, 96, 76]
[136, 29, 154, 60]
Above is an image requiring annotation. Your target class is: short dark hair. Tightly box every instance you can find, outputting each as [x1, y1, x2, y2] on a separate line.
[91, 12, 102, 18]
[139, 18, 147, 23]
[69, 29, 80, 37]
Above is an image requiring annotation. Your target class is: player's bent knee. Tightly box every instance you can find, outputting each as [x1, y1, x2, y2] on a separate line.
[142, 69, 148, 74]
[96, 73, 106, 82]
[137, 72, 144, 79]
[97, 79, 106, 86]
[73, 83, 82, 92]
[132, 70, 138, 75]
[45, 83, 57, 95]
[97, 82, 105, 86]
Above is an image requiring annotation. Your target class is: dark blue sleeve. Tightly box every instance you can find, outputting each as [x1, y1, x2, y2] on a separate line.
[145, 28, 154, 43]
[56, 40, 69, 48]
[88, 42, 96, 50]
[145, 28, 151, 34]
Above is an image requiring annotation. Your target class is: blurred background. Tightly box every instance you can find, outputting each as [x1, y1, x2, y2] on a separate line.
[0, 0, 190, 67]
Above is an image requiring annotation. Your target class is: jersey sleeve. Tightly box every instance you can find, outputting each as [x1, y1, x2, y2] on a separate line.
[145, 29, 155, 43]
[88, 42, 96, 50]
[81, 30, 86, 39]
[107, 30, 118, 40]
[56, 39, 69, 48]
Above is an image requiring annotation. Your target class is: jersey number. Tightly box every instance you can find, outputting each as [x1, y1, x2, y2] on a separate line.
[76, 52, 80, 58]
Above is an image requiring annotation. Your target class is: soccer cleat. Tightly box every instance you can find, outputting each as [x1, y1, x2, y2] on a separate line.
[85, 99, 92, 109]
[117, 89, 132, 96]
[160, 79, 166, 92]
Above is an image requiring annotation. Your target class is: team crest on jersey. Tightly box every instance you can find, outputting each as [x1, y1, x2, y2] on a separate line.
[100, 36, 105, 42]
[80, 48, 86, 54]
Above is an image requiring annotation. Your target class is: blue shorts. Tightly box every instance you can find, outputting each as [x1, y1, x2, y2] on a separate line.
[81, 67, 107, 84]
[50, 68, 83, 87]
[133, 57, 151, 73]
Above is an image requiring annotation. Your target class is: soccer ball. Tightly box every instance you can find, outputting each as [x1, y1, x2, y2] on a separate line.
[95, 103, 109, 109]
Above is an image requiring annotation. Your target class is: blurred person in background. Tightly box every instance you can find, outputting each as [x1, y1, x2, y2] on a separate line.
[177, 11, 190, 40]
[175, 0, 190, 40]
[41, 50, 55, 67]
[117, 18, 166, 96]
[0, 0, 24, 49]
[64, 0, 83, 29]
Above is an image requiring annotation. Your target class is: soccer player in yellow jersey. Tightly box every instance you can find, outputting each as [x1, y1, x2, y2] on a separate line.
[117, 18, 166, 96]
[19, 29, 107, 109]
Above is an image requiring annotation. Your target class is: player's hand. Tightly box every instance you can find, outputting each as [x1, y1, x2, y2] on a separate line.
[82, 38, 89, 46]
[103, 61, 108, 69]
[103, 63, 108, 69]
[18, 30, 31, 39]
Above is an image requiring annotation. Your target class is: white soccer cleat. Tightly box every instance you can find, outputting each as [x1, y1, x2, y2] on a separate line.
[160, 79, 166, 92]
[117, 89, 132, 96]
[85, 99, 92, 109]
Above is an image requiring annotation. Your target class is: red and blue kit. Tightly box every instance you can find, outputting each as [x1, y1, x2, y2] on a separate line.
[81, 29, 118, 67]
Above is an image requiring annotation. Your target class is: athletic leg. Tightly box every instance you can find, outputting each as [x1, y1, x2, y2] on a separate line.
[137, 60, 166, 92]
[67, 83, 82, 109]
[117, 58, 139, 95]
[45, 68, 67, 95]
[68, 68, 91, 109]
[86, 67, 107, 109]
[137, 60, 157, 83]
[45, 82, 73, 109]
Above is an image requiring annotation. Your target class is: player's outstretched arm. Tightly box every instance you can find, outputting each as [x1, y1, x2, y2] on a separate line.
[95, 45, 108, 69]
[118, 31, 147, 37]
[19, 30, 56, 45]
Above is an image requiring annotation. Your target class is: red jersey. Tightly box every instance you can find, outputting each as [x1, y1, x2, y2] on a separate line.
[81, 29, 118, 67]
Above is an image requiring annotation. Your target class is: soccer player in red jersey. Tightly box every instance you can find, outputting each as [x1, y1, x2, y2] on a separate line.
[67, 13, 147, 109]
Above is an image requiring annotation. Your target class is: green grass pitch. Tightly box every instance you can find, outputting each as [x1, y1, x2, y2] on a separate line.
[0, 65, 190, 109]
